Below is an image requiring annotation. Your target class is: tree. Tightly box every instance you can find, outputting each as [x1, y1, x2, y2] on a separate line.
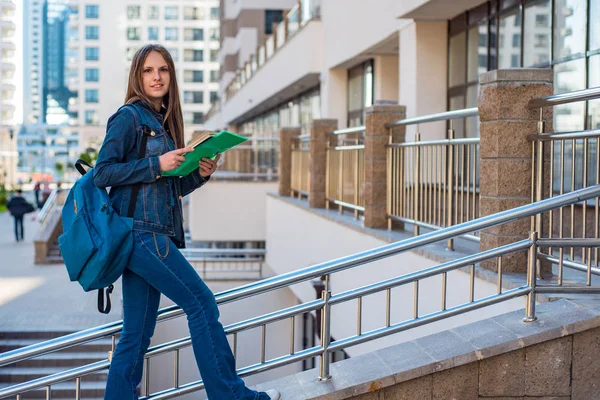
[78, 152, 93, 166]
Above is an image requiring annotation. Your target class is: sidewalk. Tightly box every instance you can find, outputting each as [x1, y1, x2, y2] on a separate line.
[0, 194, 121, 332]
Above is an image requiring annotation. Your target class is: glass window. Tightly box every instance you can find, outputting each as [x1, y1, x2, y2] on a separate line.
[184, 91, 204, 104]
[184, 112, 204, 125]
[148, 27, 159, 41]
[449, 95, 466, 138]
[165, 6, 179, 20]
[85, 5, 98, 19]
[265, 10, 284, 35]
[85, 47, 99, 61]
[554, 59, 587, 132]
[85, 68, 99, 82]
[184, 7, 204, 20]
[498, 10, 521, 68]
[590, 55, 600, 130]
[184, 49, 203, 62]
[184, 70, 204, 83]
[167, 48, 178, 62]
[184, 28, 203, 41]
[554, 0, 587, 60]
[85, 110, 98, 125]
[449, 32, 467, 87]
[210, 91, 218, 104]
[127, 5, 140, 19]
[210, 7, 219, 20]
[523, 0, 552, 67]
[209, 28, 219, 41]
[467, 24, 487, 83]
[210, 70, 219, 83]
[127, 27, 141, 41]
[85, 26, 99, 40]
[165, 28, 178, 41]
[148, 6, 159, 20]
[210, 49, 218, 62]
[85, 89, 98, 103]
[590, 0, 600, 51]
[347, 60, 373, 127]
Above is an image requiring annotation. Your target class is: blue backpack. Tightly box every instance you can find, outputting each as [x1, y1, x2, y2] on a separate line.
[59, 104, 147, 313]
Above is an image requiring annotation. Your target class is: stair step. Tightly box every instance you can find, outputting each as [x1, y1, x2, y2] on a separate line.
[11, 352, 108, 368]
[0, 339, 112, 354]
[44, 255, 64, 263]
[0, 381, 105, 398]
[0, 367, 107, 383]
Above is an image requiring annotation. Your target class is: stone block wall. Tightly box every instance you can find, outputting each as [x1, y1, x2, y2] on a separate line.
[352, 328, 600, 400]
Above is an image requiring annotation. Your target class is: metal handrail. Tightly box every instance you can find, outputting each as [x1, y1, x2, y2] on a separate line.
[332, 126, 366, 135]
[391, 137, 480, 148]
[527, 129, 600, 141]
[386, 107, 479, 128]
[527, 86, 600, 109]
[36, 188, 58, 226]
[1, 185, 599, 372]
[2, 186, 600, 397]
[179, 248, 266, 257]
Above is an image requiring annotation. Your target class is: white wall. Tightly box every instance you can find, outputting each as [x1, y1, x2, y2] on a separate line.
[374, 55, 399, 103]
[265, 195, 525, 358]
[188, 181, 278, 241]
[150, 273, 304, 399]
[399, 21, 448, 141]
[222, 21, 324, 125]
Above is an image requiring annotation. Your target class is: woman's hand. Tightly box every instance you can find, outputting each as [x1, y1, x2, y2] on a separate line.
[199, 153, 221, 178]
[159, 148, 194, 172]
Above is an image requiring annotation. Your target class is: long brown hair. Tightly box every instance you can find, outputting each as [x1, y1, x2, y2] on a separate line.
[125, 44, 184, 148]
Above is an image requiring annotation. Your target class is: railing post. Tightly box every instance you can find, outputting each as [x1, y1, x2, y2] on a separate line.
[364, 101, 406, 229]
[478, 69, 553, 273]
[318, 275, 332, 382]
[446, 124, 455, 250]
[310, 119, 338, 208]
[413, 132, 421, 236]
[524, 231, 538, 322]
[279, 127, 301, 196]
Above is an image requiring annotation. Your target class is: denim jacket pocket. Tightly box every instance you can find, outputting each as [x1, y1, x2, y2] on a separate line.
[144, 126, 165, 157]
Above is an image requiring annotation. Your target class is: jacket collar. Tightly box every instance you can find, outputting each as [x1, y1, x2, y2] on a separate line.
[135, 100, 166, 122]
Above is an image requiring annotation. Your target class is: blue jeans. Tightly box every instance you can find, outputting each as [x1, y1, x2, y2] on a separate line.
[105, 231, 270, 400]
[13, 216, 23, 241]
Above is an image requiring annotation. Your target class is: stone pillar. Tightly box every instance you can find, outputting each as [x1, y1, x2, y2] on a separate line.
[478, 69, 553, 273]
[278, 127, 301, 196]
[364, 102, 406, 229]
[309, 119, 338, 208]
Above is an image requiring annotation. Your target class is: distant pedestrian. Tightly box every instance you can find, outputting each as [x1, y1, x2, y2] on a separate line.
[6, 190, 34, 242]
[33, 182, 41, 209]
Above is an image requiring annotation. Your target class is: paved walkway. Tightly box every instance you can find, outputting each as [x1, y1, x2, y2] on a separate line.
[0, 192, 121, 332]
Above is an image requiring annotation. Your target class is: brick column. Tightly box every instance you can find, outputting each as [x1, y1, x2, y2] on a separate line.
[278, 127, 301, 196]
[309, 119, 338, 208]
[364, 102, 406, 229]
[478, 69, 553, 273]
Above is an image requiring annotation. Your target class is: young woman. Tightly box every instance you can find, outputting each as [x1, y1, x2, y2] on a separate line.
[94, 44, 280, 400]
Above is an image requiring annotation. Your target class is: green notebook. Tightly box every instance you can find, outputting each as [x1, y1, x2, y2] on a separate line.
[162, 130, 248, 177]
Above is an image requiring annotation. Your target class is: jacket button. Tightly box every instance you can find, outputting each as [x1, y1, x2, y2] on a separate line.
[156, 175, 161, 179]
[178, 195, 182, 200]
[150, 131, 156, 136]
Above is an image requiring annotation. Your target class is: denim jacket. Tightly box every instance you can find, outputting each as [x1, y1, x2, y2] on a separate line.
[94, 101, 208, 247]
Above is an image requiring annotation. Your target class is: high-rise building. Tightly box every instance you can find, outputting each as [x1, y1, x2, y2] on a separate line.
[67, 0, 221, 151]
[0, 0, 17, 187]
[22, 0, 44, 125]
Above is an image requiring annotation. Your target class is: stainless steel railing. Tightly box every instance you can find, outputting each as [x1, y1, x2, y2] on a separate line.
[180, 248, 265, 280]
[2, 185, 600, 399]
[528, 86, 600, 276]
[36, 188, 59, 227]
[387, 108, 480, 250]
[217, 137, 279, 181]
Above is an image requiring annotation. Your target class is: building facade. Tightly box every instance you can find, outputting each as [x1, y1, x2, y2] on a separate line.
[22, 0, 45, 125]
[67, 0, 221, 151]
[205, 0, 600, 141]
[0, 0, 17, 187]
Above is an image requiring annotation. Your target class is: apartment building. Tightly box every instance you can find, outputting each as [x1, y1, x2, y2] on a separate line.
[0, 0, 17, 186]
[67, 0, 221, 151]
[22, 0, 45, 125]
[206, 0, 598, 139]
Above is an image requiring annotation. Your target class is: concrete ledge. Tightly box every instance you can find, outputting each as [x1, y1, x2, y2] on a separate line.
[253, 299, 600, 399]
[479, 69, 554, 85]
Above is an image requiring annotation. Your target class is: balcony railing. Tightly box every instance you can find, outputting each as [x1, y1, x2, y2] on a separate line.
[224, 0, 321, 102]
[179, 248, 266, 281]
[214, 137, 279, 181]
[291, 135, 310, 197]
[326, 127, 365, 217]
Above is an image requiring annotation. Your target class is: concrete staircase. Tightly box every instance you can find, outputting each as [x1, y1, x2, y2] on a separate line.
[0, 331, 110, 399]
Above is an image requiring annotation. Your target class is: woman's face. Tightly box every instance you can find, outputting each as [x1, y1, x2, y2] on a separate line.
[142, 51, 170, 103]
